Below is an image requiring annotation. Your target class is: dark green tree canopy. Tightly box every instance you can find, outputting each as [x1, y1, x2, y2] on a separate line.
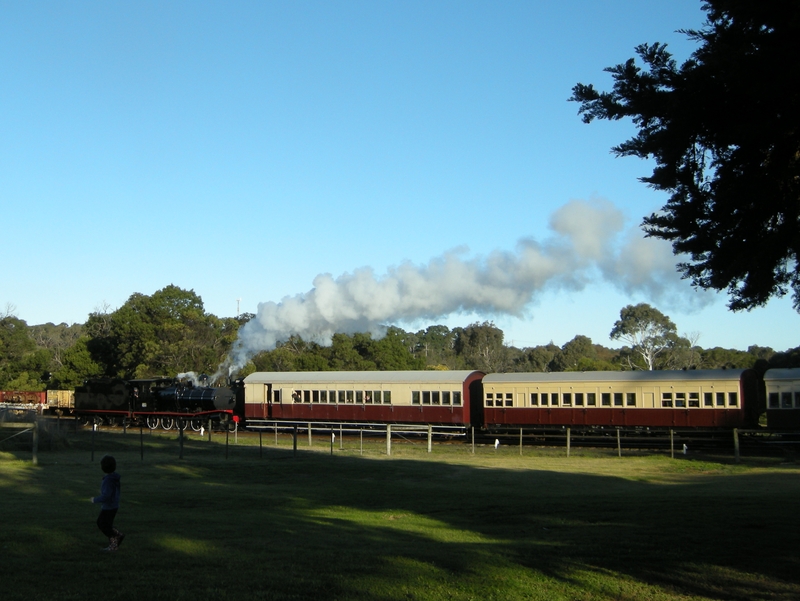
[454, 321, 511, 373]
[571, 1, 800, 311]
[86, 285, 241, 379]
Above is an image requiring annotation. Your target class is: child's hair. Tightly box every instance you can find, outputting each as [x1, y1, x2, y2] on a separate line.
[100, 455, 116, 474]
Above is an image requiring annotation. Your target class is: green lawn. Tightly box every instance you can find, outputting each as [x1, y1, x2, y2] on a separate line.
[1, 427, 799, 600]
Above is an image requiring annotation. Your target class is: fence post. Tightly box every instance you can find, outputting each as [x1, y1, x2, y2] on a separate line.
[617, 428, 622, 458]
[670, 429, 674, 459]
[259, 430, 263, 459]
[566, 427, 571, 458]
[308, 423, 312, 447]
[293, 425, 298, 456]
[520, 428, 523, 456]
[733, 428, 740, 463]
[179, 418, 184, 459]
[386, 424, 392, 456]
[140, 424, 144, 462]
[32, 413, 39, 465]
[427, 425, 432, 453]
[471, 427, 475, 454]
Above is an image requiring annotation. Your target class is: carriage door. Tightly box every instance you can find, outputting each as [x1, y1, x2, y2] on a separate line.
[265, 384, 273, 418]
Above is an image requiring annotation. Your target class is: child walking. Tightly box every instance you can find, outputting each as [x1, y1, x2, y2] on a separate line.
[90, 454, 125, 551]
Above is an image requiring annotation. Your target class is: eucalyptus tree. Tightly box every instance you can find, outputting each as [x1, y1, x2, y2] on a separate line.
[610, 304, 677, 371]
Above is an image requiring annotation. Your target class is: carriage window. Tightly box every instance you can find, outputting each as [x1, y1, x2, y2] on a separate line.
[329, 390, 336, 403]
[303, 390, 311, 403]
[453, 391, 461, 406]
[442, 391, 451, 405]
[614, 393, 623, 407]
[274, 389, 281, 403]
[422, 391, 431, 405]
[505, 393, 513, 407]
[346, 390, 354, 403]
[768, 392, 780, 408]
[704, 392, 713, 407]
[661, 392, 673, 408]
[338, 390, 346, 404]
[485, 393, 494, 407]
[728, 392, 738, 406]
[383, 391, 391, 404]
[356, 391, 363, 403]
[675, 393, 686, 408]
[530, 393, 539, 406]
[716, 392, 725, 406]
[292, 390, 301, 403]
[432, 391, 441, 405]
[562, 393, 572, 406]
[540, 393, 548, 406]
[575, 393, 584, 406]
[587, 393, 596, 406]
[412, 391, 420, 405]
[782, 392, 793, 408]
[795, 392, 800, 408]
[312, 390, 321, 403]
[689, 392, 699, 407]
[627, 393, 636, 407]
[363, 391, 372, 404]
[601, 393, 611, 407]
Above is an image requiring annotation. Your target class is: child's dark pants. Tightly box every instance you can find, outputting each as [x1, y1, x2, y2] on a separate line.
[97, 509, 118, 538]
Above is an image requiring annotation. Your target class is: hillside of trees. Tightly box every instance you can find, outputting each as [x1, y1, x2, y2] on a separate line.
[1, 286, 798, 391]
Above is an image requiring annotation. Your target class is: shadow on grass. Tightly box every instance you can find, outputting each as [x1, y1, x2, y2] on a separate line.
[1, 428, 799, 601]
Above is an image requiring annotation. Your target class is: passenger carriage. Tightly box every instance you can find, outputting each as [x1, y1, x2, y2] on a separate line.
[764, 368, 800, 429]
[242, 370, 485, 425]
[482, 369, 761, 429]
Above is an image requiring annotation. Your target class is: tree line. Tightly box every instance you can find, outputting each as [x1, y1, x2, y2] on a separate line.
[1, 285, 798, 391]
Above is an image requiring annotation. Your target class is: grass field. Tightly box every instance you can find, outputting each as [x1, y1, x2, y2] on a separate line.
[1, 426, 799, 601]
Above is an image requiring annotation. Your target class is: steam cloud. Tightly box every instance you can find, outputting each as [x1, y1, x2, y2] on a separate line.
[229, 199, 707, 370]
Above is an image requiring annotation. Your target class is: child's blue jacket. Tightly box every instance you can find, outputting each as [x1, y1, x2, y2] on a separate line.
[93, 472, 121, 510]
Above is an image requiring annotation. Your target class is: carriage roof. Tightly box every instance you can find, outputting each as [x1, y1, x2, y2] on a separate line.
[483, 369, 746, 384]
[244, 370, 483, 385]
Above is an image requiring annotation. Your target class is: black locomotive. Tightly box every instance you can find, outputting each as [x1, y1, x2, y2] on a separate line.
[74, 376, 244, 430]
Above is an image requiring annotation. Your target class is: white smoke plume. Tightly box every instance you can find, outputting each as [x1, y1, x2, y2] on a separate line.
[176, 372, 206, 386]
[229, 199, 709, 370]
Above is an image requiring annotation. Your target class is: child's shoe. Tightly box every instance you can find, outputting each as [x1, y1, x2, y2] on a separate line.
[102, 537, 119, 551]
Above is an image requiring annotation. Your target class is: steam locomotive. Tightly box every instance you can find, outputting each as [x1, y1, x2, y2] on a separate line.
[73, 377, 244, 430]
[18, 367, 800, 432]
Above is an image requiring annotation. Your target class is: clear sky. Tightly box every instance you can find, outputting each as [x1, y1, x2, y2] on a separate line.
[2, 0, 797, 354]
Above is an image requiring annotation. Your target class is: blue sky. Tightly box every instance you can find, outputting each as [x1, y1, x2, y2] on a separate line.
[2, 0, 797, 353]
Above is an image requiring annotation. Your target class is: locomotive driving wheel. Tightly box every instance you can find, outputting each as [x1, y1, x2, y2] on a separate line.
[146, 416, 159, 430]
[161, 417, 175, 430]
